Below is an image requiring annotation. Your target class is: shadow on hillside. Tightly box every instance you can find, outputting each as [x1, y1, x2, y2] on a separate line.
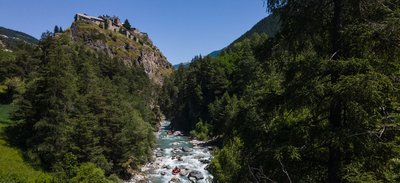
[3, 122, 28, 149]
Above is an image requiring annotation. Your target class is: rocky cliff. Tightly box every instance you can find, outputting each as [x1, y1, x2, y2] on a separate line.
[64, 20, 172, 85]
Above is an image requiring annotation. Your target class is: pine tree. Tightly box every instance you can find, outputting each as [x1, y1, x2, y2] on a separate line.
[123, 19, 131, 30]
[54, 25, 59, 33]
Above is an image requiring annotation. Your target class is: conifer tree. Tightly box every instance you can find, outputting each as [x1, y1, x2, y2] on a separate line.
[54, 25, 59, 33]
[123, 19, 131, 30]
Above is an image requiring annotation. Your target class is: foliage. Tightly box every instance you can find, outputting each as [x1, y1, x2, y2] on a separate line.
[190, 119, 212, 140]
[70, 163, 114, 183]
[0, 105, 53, 183]
[160, 1, 400, 182]
[4, 29, 157, 180]
[210, 137, 243, 183]
[123, 19, 131, 30]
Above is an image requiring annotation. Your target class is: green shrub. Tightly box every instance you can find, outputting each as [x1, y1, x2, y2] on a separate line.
[190, 119, 212, 140]
[70, 163, 113, 183]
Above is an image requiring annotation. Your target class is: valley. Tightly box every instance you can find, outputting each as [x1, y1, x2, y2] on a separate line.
[0, 1, 400, 183]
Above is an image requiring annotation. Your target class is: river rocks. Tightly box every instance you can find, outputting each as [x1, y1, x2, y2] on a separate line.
[162, 164, 172, 169]
[154, 159, 162, 166]
[177, 156, 184, 161]
[156, 152, 163, 157]
[188, 170, 204, 180]
[169, 177, 181, 183]
[133, 174, 147, 182]
[139, 121, 213, 182]
[171, 142, 180, 146]
[178, 165, 189, 170]
[188, 177, 196, 183]
[179, 169, 188, 176]
[199, 159, 210, 164]
[194, 154, 206, 159]
[190, 139, 203, 146]
[182, 146, 193, 152]
[174, 131, 183, 136]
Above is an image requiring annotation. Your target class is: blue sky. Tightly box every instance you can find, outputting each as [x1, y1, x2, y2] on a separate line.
[0, 0, 268, 64]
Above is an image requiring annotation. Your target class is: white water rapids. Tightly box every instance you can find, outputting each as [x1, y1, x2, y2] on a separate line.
[128, 121, 213, 183]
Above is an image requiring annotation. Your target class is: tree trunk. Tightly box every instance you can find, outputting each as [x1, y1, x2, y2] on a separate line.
[328, 0, 343, 182]
[332, 0, 343, 57]
[328, 100, 342, 183]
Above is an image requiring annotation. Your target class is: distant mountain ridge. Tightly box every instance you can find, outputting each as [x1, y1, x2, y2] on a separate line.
[0, 26, 38, 50]
[208, 14, 280, 57]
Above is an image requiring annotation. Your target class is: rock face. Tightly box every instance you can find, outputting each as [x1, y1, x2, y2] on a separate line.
[138, 48, 172, 85]
[68, 20, 172, 85]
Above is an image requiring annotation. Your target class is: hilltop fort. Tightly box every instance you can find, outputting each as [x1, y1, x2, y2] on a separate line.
[66, 13, 172, 85]
[74, 13, 150, 45]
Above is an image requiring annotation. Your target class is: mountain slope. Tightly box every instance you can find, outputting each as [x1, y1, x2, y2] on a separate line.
[230, 14, 280, 46]
[209, 14, 280, 57]
[0, 26, 38, 50]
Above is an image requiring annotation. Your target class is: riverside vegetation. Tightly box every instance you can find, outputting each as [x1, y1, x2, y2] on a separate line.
[160, 1, 400, 182]
[0, 1, 400, 183]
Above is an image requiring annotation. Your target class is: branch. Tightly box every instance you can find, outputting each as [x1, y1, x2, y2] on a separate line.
[329, 51, 339, 61]
[279, 160, 293, 183]
[248, 165, 277, 183]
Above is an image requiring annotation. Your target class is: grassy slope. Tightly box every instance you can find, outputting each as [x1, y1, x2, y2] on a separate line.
[0, 104, 52, 183]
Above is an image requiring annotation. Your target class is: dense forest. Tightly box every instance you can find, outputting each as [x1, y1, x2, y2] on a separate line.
[0, 1, 399, 183]
[160, 1, 400, 182]
[0, 31, 158, 182]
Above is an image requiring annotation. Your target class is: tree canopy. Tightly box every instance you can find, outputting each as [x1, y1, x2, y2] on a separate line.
[160, 1, 400, 182]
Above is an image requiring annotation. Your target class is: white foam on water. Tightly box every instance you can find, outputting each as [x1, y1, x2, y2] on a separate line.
[130, 121, 213, 183]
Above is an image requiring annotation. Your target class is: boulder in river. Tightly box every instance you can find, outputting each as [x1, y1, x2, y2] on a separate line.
[162, 164, 172, 169]
[199, 159, 210, 164]
[161, 172, 166, 176]
[169, 177, 181, 183]
[171, 142, 180, 146]
[174, 131, 183, 136]
[188, 176, 196, 183]
[182, 146, 193, 152]
[133, 174, 147, 182]
[177, 156, 183, 161]
[179, 169, 188, 176]
[156, 152, 163, 157]
[194, 154, 206, 159]
[178, 165, 189, 170]
[188, 170, 204, 180]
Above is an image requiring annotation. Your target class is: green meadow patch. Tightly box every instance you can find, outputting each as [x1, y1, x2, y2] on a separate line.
[0, 104, 52, 182]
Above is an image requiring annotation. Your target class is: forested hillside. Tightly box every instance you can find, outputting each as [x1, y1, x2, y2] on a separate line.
[160, 1, 400, 182]
[0, 16, 169, 181]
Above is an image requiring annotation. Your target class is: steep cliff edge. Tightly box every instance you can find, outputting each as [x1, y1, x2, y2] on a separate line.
[63, 19, 171, 85]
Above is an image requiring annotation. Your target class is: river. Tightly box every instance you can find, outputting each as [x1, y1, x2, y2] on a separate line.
[130, 121, 213, 183]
